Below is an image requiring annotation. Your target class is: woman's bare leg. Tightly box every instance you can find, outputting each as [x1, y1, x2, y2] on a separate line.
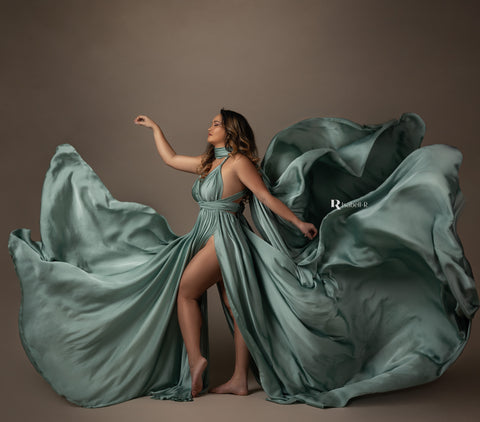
[209, 280, 250, 395]
[177, 235, 223, 397]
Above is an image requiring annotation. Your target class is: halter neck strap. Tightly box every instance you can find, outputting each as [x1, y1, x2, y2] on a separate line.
[214, 146, 230, 159]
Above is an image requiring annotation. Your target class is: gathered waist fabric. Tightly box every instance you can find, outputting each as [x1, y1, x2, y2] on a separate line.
[198, 199, 243, 214]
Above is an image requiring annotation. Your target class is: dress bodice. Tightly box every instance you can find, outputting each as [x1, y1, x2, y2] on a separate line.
[191, 156, 248, 214]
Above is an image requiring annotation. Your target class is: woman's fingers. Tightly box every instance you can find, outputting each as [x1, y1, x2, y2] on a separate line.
[134, 115, 150, 126]
[303, 223, 318, 240]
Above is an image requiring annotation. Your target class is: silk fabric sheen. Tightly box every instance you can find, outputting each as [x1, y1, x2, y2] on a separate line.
[8, 113, 478, 408]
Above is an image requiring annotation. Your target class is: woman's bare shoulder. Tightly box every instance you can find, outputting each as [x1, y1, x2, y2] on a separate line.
[229, 153, 261, 180]
[230, 153, 254, 166]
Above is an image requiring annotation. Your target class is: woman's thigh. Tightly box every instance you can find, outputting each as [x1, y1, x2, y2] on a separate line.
[178, 235, 223, 300]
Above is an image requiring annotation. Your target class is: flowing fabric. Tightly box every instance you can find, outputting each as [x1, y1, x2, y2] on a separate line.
[8, 113, 478, 408]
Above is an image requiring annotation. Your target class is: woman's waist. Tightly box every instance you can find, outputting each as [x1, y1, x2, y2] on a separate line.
[193, 188, 248, 213]
[197, 199, 244, 215]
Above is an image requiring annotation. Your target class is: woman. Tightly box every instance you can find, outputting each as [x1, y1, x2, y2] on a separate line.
[134, 109, 318, 397]
[8, 109, 477, 408]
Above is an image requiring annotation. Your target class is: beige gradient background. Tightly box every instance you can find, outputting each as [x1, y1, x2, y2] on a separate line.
[1, 1, 479, 421]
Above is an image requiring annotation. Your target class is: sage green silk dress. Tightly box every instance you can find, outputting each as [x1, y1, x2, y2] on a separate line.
[8, 113, 478, 408]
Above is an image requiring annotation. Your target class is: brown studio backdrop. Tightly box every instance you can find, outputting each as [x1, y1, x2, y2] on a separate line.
[1, 1, 479, 421]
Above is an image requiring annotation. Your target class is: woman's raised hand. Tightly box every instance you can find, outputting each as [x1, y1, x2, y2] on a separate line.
[134, 115, 158, 129]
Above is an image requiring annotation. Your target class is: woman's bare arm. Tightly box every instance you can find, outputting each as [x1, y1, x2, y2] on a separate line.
[134, 115, 202, 174]
[150, 125, 203, 173]
[233, 155, 318, 239]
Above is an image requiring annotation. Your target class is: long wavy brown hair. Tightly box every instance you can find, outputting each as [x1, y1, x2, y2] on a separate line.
[198, 107, 260, 175]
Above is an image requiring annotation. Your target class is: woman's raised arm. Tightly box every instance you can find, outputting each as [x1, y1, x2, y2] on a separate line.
[134, 115, 203, 174]
[233, 155, 318, 240]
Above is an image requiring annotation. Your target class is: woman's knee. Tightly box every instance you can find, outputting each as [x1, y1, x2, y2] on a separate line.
[224, 301, 233, 319]
[177, 277, 201, 301]
[219, 282, 234, 318]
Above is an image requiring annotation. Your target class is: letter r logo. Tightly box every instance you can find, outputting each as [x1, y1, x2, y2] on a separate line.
[331, 199, 341, 209]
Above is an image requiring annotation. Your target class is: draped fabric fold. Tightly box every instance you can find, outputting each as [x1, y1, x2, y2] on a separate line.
[8, 113, 478, 408]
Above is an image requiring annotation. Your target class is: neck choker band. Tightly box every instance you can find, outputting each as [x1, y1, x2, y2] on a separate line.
[214, 146, 229, 159]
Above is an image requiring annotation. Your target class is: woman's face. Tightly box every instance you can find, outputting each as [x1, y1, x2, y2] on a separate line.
[207, 114, 226, 147]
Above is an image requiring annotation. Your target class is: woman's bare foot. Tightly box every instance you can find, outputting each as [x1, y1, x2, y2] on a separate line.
[190, 357, 208, 397]
[209, 377, 248, 395]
